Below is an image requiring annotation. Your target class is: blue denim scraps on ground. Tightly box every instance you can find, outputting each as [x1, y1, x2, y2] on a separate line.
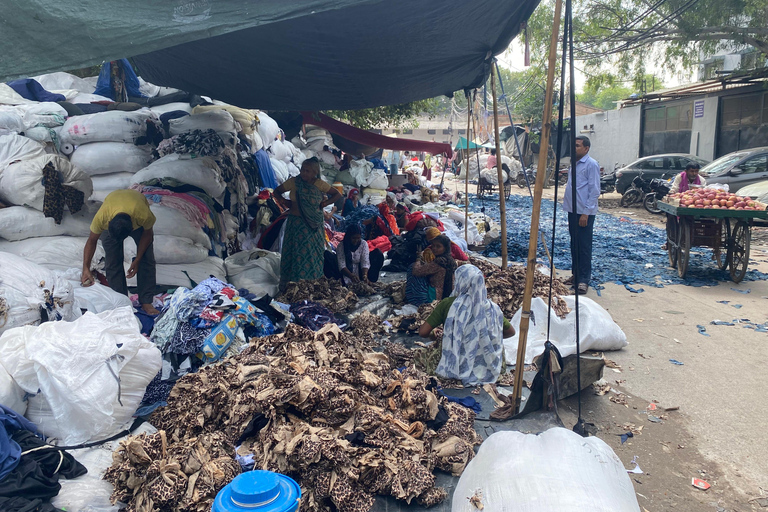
[472, 193, 768, 289]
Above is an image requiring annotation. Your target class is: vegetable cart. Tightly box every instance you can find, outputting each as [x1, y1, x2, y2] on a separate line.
[658, 201, 768, 283]
[478, 174, 512, 200]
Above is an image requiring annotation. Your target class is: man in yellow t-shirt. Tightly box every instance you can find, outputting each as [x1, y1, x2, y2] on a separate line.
[82, 189, 159, 315]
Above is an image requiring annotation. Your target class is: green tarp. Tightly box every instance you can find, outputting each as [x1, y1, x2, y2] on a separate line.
[455, 137, 495, 150]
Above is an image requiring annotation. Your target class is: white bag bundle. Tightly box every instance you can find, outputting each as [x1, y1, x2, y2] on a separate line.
[270, 158, 290, 185]
[23, 126, 63, 145]
[255, 111, 280, 147]
[0, 110, 26, 134]
[0, 133, 46, 171]
[247, 131, 264, 153]
[91, 172, 136, 191]
[69, 142, 152, 176]
[446, 210, 484, 245]
[168, 110, 237, 140]
[19, 102, 68, 128]
[132, 154, 226, 202]
[124, 234, 209, 265]
[505, 296, 627, 365]
[452, 428, 640, 512]
[151, 204, 212, 250]
[480, 168, 508, 185]
[32, 72, 97, 94]
[269, 138, 289, 162]
[458, 158, 479, 180]
[0, 154, 93, 210]
[72, 282, 134, 314]
[148, 102, 193, 115]
[0, 307, 162, 445]
[224, 249, 281, 298]
[192, 104, 257, 135]
[60, 110, 156, 145]
[0, 204, 96, 241]
[0, 253, 80, 336]
[0, 236, 106, 272]
[70, 92, 113, 104]
[0, 364, 26, 415]
[129, 257, 226, 288]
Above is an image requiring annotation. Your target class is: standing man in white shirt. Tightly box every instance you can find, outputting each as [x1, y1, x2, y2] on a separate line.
[562, 136, 600, 295]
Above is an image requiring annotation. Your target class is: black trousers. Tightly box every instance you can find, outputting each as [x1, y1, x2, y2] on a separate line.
[567, 213, 594, 285]
[324, 248, 384, 283]
[102, 227, 156, 304]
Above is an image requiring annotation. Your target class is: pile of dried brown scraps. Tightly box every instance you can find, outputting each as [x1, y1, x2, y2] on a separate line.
[280, 278, 360, 313]
[106, 324, 480, 512]
[378, 281, 405, 305]
[348, 311, 384, 342]
[468, 256, 570, 319]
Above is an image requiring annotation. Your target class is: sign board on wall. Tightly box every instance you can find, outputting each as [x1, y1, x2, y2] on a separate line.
[694, 100, 705, 118]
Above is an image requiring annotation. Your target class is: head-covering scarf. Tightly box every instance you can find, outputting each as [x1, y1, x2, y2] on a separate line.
[425, 226, 441, 241]
[294, 176, 324, 230]
[343, 222, 362, 272]
[431, 235, 456, 296]
[677, 170, 701, 193]
[437, 264, 504, 385]
[376, 202, 400, 236]
[348, 188, 359, 199]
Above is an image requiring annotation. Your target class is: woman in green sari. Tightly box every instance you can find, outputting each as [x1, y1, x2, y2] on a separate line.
[274, 158, 341, 288]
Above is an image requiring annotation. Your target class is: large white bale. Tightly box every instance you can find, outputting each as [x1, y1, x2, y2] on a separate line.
[0, 133, 46, 171]
[224, 249, 280, 298]
[91, 172, 136, 191]
[255, 111, 280, 147]
[0, 236, 106, 273]
[453, 428, 640, 512]
[124, 234, 209, 265]
[151, 203, 212, 250]
[0, 154, 93, 211]
[69, 142, 152, 176]
[128, 257, 226, 288]
[131, 154, 226, 203]
[0, 204, 96, 241]
[168, 109, 237, 140]
[60, 110, 155, 145]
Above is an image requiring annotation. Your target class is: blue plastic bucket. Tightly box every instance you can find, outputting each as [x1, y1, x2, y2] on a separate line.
[213, 470, 301, 512]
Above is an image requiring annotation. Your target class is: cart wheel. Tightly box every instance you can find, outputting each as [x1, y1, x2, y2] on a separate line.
[729, 221, 750, 283]
[677, 219, 691, 278]
[713, 219, 730, 270]
[666, 214, 678, 267]
[516, 174, 527, 188]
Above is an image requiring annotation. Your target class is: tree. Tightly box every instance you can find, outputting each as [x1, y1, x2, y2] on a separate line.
[325, 99, 441, 131]
[527, 0, 767, 79]
[576, 72, 664, 109]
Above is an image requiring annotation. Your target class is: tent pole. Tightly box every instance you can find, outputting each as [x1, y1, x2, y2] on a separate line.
[490, 63, 508, 269]
[512, 0, 564, 414]
[464, 93, 471, 242]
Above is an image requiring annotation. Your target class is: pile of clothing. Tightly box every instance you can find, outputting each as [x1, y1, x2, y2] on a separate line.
[107, 324, 480, 512]
[469, 256, 571, 319]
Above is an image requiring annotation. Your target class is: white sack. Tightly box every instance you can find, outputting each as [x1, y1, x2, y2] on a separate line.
[286, 162, 300, 178]
[23, 126, 63, 145]
[69, 142, 152, 176]
[0, 110, 26, 134]
[32, 72, 97, 94]
[71, 282, 134, 314]
[0, 236, 106, 273]
[131, 154, 226, 202]
[446, 210, 483, 245]
[0, 307, 161, 445]
[60, 110, 155, 145]
[129, 257, 226, 288]
[18, 102, 68, 128]
[151, 204, 212, 250]
[224, 249, 280, 298]
[91, 172, 136, 191]
[0, 133, 46, 171]
[269, 138, 289, 162]
[505, 296, 627, 365]
[0, 253, 80, 336]
[452, 428, 640, 512]
[0, 84, 35, 106]
[0, 364, 26, 415]
[0, 204, 96, 241]
[480, 168, 508, 185]
[70, 92, 114, 104]
[0, 154, 93, 210]
[148, 102, 193, 115]
[124, 234, 209, 265]
[247, 131, 263, 153]
[270, 158, 289, 185]
[256, 111, 280, 147]
[168, 110, 237, 140]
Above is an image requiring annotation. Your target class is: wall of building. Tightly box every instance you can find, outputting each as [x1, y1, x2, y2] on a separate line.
[689, 96, 719, 161]
[573, 105, 642, 169]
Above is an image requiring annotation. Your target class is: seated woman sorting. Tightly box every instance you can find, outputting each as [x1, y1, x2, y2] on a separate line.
[406, 235, 456, 305]
[325, 223, 384, 284]
[362, 202, 400, 239]
[422, 226, 468, 261]
[418, 264, 515, 385]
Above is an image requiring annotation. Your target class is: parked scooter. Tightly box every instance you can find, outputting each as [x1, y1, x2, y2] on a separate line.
[516, 167, 536, 188]
[619, 173, 652, 207]
[643, 178, 671, 214]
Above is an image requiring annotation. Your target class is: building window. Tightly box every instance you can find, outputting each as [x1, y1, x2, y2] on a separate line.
[644, 108, 665, 132]
[370, 129, 382, 135]
[458, 129, 466, 135]
[704, 60, 724, 79]
[427, 129, 436, 134]
[645, 103, 693, 132]
[442, 140, 449, 144]
[442, 129, 451, 134]
[402, 129, 413, 134]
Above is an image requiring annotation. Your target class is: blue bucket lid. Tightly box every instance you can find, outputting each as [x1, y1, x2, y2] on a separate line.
[213, 470, 301, 512]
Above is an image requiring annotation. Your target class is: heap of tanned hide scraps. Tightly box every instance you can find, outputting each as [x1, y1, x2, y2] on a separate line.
[280, 278, 361, 313]
[106, 323, 480, 512]
[348, 311, 385, 342]
[469, 256, 571, 318]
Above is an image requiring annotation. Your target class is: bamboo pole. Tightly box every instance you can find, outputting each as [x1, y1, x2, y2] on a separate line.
[511, 0, 564, 414]
[490, 65, 508, 269]
[464, 96, 471, 242]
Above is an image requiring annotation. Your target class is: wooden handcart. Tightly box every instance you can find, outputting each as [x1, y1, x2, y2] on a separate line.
[658, 201, 768, 283]
[477, 173, 512, 200]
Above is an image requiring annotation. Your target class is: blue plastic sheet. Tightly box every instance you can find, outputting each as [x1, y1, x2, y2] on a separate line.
[474, 193, 768, 289]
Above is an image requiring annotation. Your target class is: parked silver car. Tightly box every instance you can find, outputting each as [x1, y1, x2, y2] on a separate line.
[701, 147, 768, 193]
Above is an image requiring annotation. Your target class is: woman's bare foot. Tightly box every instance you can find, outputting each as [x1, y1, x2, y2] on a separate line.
[141, 303, 159, 315]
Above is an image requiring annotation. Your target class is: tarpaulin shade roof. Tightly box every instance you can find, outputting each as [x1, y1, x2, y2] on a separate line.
[303, 112, 453, 158]
[0, 0, 539, 111]
[455, 137, 495, 150]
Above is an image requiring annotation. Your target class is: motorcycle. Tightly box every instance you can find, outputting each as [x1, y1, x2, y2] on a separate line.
[600, 162, 621, 194]
[619, 173, 652, 207]
[643, 178, 671, 214]
[516, 167, 535, 188]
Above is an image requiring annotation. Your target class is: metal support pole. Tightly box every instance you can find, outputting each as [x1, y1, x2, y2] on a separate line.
[491, 64, 508, 269]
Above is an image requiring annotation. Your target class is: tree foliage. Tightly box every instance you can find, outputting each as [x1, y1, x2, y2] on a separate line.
[576, 72, 665, 109]
[325, 98, 441, 130]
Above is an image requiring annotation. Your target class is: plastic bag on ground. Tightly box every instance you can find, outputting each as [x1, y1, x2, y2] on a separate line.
[0, 307, 161, 445]
[131, 154, 226, 203]
[69, 142, 152, 176]
[0, 236, 106, 272]
[0, 253, 80, 336]
[0, 154, 93, 211]
[124, 234, 209, 265]
[0, 204, 96, 241]
[452, 428, 640, 512]
[0, 133, 46, 171]
[224, 249, 281, 298]
[60, 110, 156, 145]
[505, 296, 627, 365]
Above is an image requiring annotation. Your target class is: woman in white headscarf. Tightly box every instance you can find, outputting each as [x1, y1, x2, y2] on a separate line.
[419, 264, 514, 385]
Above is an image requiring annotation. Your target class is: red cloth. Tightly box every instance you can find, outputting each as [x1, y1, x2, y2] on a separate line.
[423, 163, 432, 181]
[377, 203, 400, 236]
[451, 243, 469, 261]
[367, 235, 392, 253]
[301, 111, 453, 158]
[404, 211, 445, 232]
